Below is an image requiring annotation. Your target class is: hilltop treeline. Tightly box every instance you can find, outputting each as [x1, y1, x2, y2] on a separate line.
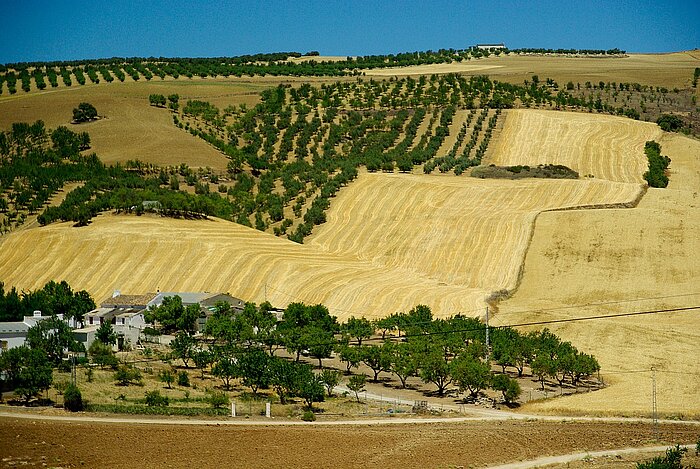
[0, 47, 627, 94]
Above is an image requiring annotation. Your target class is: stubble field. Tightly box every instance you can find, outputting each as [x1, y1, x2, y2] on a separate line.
[487, 109, 663, 183]
[499, 133, 700, 418]
[0, 175, 641, 320]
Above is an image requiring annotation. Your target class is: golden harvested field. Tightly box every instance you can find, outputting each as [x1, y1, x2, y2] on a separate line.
[487, 109, 663, 183]
[499, 133, 700, 418]
[0, 80, 268, 170]
[364, 62, 503, 76]
[0, 175, 640, 321]
[366, 51, 700, 88]
[308, 173, 642, 289]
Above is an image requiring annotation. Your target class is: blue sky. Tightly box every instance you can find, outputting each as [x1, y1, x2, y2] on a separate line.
[1, 0, 698, 63]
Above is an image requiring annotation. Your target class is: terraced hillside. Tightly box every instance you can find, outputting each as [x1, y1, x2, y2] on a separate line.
[487, 109, 663, 183]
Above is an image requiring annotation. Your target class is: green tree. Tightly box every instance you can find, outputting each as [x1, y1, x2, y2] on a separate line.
[177, 370, 190, 387]
[418, 346, 453, 396]
[148, 94, 167, 107]
[63, 383, 83, 411]
[72, 102, 98, 123]
[269, 357, 299, 404]
[296, 365, 325, 409]
[145, 296, 198, 334]
[145, 390, 169, 407]
[360, 343, 392, 382]
[491, 373, 521, 404]
[319, 368, 342, 397]
[96, 321, 117, 346]
[342, 316, 374, 346]
[388, 342, 417, 388]
[278, 302, 338, 361]
[192, 348, 213, 378]
[531, 353, 555, 390]
[347, 373, 366, 402]
[236, 347, 270, 395]
[451, 355, 492, 398]
[170, 331, 197, 368]
[305, 326, 336, 368]
[0, 346, 53, 403]
[656, 114, 684, 132]
[88, 340, 118, 369]
[114, 365, 142, 386]
[26, 315, 82, 365]
[337, 341, 361, 373]
[637, 445, 686, 469]
[159, 369, 175, 389]
[207, 390, 229, 409]
[212, 354, 237, 390]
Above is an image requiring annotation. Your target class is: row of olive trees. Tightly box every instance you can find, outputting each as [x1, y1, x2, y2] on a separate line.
[155, 299, 600, 406]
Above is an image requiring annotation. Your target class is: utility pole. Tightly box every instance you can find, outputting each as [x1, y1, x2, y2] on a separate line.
[651, 366, 659, 441]
[70, 353, 77, 386]
[485, 306, 490, 361]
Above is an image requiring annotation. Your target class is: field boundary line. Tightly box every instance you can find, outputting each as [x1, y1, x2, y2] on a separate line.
[489, 183, 646, 314]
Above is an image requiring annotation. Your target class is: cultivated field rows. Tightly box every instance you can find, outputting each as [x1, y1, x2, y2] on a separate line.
[0, 214, 490, 320]
[487, 109, 663, 183]
[308, 174, 643, 288]
[0, 175, 642, 321]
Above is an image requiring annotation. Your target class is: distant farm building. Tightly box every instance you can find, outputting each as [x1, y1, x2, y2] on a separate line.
[475, 43, 506, 50]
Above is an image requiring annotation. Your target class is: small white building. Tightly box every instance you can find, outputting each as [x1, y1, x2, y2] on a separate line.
[74, 307, 148, 351]
[0, 311, 73, 351]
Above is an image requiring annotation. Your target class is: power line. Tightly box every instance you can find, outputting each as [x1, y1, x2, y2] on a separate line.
[492, 292, 700, 317]
[358, 304, 700, 344]
[263, 282, 700, 332]
[264, 283, 486, 318]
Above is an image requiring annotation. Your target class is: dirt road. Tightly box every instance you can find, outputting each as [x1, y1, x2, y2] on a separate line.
[487, 444, 696, 469]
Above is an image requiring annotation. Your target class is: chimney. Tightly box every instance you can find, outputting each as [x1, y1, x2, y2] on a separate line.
[33, 310, 42, 317]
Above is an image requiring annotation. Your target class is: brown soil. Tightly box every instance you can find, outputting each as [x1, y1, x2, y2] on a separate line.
[1, 416, 698, 468]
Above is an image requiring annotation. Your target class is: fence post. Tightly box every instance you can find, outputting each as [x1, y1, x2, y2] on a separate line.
[265, 402, 271, 418]
[231, 402, 236, 417]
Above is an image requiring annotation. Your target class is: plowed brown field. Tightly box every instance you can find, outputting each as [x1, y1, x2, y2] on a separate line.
[1, 416, 698, 469]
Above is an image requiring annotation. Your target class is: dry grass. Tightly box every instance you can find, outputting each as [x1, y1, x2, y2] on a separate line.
[0, 80, 268, 170]
[366, 52, 700, 88]
[499, 133, 700, 418]
[364, 63, 503, 76]
[486, 109, 663, 183]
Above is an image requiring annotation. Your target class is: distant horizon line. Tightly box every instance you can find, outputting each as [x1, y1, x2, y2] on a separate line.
[3, 46, 696, 66]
